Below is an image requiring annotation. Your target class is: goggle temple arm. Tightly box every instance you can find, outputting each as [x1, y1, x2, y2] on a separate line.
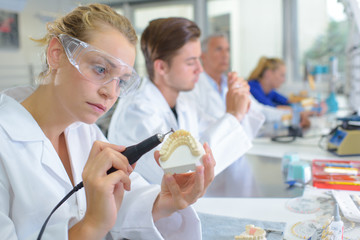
[58, 34, 87, 66]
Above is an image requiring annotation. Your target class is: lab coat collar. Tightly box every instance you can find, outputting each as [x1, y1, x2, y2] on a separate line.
[143, 77, 188, 113]
[143, 77, 172, 111]
[0, 94, 46, 142]
[202, 72, 228, 101]
[0, 94, 74, 187]
[143, 77, 180, 128]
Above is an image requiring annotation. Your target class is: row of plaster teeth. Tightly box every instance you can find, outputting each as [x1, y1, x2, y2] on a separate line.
[160, 130, 202, 162]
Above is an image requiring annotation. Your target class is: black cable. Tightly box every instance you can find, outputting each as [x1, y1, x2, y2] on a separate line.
[37, 182, 84, 240]
[271, 126, 302, 143]
[317, 124, 342, 151]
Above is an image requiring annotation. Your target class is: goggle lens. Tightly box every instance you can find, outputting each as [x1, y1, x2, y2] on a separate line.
[58, 34, 140, 97]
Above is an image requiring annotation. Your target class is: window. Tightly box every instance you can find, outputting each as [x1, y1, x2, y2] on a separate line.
[207, 0, 283, 79]
[132, 2, 193, 77]
[298, 0, 347, 90]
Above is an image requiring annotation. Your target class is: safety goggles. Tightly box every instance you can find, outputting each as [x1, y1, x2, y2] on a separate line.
[58, 34, 139, 97]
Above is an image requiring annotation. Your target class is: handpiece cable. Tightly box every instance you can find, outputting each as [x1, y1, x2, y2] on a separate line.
[37, 129, 173, 240]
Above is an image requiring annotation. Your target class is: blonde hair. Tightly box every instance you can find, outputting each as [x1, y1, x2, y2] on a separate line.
[33, 3, 137, 83]
[247, 56, 284, 81]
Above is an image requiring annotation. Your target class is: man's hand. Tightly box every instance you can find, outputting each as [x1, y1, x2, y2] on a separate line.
[226, 72, 251, 121]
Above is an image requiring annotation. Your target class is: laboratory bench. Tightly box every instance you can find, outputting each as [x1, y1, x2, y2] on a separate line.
[197, 162, 360, 240]
[247, 133, 360, 162]
[194, 189, 360, 240]
[195, 113, 360, 239]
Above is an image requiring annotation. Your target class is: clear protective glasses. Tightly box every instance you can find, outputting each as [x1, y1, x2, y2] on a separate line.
[58, 34, 140, 97]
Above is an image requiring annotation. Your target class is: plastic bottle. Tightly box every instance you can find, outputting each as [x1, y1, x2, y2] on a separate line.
[326, 56, 339, 113]
[291, 103, 302, 127]
[329, 203, 344, 240]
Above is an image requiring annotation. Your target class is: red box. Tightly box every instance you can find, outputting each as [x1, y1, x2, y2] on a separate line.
[312, 159, 360, 191]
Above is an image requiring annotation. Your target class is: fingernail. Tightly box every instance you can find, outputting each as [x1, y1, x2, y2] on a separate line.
[203, 155, 208, 164]
[165, 174, 174, 182]
[127, 164, 133, 174]
[198, 166, 204, 175]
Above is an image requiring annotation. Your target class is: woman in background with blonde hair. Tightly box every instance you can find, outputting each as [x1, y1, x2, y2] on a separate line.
[248, 56, 311, 128]
[247, 56, 289, 108]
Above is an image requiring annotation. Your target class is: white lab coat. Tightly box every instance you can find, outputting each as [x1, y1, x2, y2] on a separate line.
[249, 95, 291, 123]
[181, 72, 266, 139]
[183, 72, 289, 123]
[0, 93, 201, 240]
[108, 77, 254, 185]
[184, 72, 290, 123]
[180, 72, 266, 197]
[181, 72, 292, 139]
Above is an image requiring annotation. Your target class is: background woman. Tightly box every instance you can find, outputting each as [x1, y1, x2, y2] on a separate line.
[247, 56, 311, 128]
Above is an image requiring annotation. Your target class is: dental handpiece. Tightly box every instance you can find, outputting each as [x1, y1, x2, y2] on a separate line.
[107, 128, 174, 174]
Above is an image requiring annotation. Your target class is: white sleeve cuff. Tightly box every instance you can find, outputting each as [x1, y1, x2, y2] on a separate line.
[109, 174, 163, 239]
[200, 113, 252, 176]
[155, 206, 201, 240]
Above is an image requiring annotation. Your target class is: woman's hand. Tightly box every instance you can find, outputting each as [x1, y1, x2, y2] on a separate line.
[152, 143, 215, 222]
[300, 111, 311, 128]
[69, 141, 133, 239]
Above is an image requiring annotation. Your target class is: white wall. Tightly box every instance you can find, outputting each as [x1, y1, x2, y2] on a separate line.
[208, 0, 283, 78]
[0, 0, 77, 90]
[0, 0, 333, 93]
[238, 0, 283, 78]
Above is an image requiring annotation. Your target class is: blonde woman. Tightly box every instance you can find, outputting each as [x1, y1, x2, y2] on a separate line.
[247, 57, 290, 108]
[0, 4, 214, 239]
[248, 57, 311, 127]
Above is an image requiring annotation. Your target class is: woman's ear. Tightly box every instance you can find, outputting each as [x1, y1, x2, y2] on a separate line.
[47, 37, 64, 70]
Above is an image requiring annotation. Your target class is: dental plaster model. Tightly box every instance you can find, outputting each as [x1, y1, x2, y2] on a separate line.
[159, 129, 205, 174]
[235, 225, 267, 240]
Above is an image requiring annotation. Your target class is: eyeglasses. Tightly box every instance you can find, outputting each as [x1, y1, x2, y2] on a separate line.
[58, 34, 140, 97]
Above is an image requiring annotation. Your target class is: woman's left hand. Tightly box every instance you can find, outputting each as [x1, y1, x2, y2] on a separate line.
[151, 143, 215, 221]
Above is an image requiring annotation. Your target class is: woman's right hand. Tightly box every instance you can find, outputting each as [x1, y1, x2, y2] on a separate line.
[69, 141, 133, 240]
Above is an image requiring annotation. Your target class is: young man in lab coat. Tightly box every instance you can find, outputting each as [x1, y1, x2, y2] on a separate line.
[180, 33, 271, 196]
[108, 18, 264, 196]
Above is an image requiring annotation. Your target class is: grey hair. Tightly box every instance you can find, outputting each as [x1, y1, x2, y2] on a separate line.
[201, 32, 228, 53]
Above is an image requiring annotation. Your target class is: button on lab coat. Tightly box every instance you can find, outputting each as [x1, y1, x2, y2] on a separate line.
[108, 77, 255, 185]
[0, 93, 201, 240]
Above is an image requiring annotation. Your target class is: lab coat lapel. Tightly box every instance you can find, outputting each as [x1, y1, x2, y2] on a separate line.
[64, 122, 89, 211]
[175, 96, 187, 129]
[175, 95, 200, 139]
[145, 78, 179, 129]
[64, 122, 89, 185]
[203, 73, 226, 114]
[42, 138, 73, 188]
[0, 94, 72, 188]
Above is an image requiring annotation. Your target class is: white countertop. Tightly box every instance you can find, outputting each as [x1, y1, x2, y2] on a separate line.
[194, 197, 305, 239]
[247, 136, 360, 161]
[194, 187, 360, 239]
